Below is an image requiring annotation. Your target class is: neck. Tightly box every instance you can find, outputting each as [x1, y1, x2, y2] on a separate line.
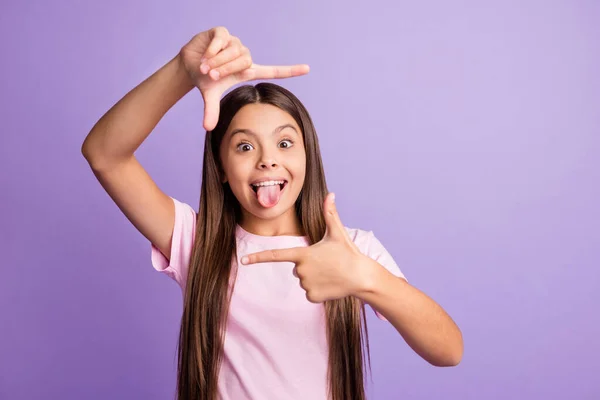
[239, 207, 304, 237]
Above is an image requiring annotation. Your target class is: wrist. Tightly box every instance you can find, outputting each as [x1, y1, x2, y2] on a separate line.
[351, 255, 383, 299]
[173, 52, 196, 92]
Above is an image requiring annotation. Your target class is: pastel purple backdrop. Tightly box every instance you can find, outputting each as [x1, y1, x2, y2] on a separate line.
[1, 1, 598, 399]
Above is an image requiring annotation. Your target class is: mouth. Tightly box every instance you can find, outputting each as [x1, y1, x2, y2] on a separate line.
[250, 179, 288, 194]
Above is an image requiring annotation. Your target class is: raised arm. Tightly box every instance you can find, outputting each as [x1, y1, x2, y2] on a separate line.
[81, 53, 192, 260]
[81, 27, 309, 261]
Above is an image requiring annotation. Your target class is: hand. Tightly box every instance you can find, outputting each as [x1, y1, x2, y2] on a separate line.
[241, 193, 373, 303]
[179, 26, 310, 131]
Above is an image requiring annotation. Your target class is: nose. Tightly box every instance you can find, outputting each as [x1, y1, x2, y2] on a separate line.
[257, 150, 279, 170]
[258, 158, 278, 170]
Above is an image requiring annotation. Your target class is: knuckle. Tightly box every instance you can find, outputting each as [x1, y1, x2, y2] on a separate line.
[270, 250, 279, 261]
[180, 46, 191, 57]
[218, 65, 230, 75]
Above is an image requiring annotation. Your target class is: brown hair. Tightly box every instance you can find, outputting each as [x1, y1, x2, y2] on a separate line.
[177, 82, 370, 400]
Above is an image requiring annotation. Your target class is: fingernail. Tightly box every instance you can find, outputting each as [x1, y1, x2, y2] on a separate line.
[201, 64, 209, 74]
[331, 193, 335, 202]
[241, 256, 249, 264]
[211, 70, 220, 80]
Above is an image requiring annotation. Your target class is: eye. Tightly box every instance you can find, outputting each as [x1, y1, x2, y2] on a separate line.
[279, 138, 294, 149]
[236, 141, 254, 152]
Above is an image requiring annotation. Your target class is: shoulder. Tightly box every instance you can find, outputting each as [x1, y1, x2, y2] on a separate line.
[150, 197, 197, 290]
[344, 226, 407, 280]
[343, 226, 377, 253]
[173, 197, 197, 220]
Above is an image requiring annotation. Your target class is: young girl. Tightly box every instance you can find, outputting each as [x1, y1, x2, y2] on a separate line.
[82, 26, 463, 400]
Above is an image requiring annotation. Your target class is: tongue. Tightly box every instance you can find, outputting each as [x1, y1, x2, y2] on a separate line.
[256, 185, 281, 208]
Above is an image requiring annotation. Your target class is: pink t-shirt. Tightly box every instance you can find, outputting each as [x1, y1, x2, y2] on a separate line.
[151, 197, 406, 400]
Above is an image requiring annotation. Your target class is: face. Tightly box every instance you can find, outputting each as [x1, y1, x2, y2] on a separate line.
[219, 103, 306, 222]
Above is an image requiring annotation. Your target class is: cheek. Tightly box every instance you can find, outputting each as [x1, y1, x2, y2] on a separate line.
[221, 151, 251, 183]
[290, 152, 307, 182]
[227, 165, 251, 189]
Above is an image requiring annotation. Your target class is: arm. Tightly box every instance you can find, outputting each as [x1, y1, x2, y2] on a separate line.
[81, 54, 193, 260]
[82, 27, 296, 260]
[82, 28, 310, 261]
[240, 193, 464, 367]
[82, 54, 193, 169]
[356, 258, 464, 367]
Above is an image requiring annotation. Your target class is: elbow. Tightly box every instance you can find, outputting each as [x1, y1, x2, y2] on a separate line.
[81, 127, 108, 167]
[438, 351, 462, 367]
[81, 140, 91, 161]
[81, 141, 102, 170]
[429, 350, 462, 367]
[442, 342, 464, 367]
[81, 136, 98, 164]
[430, 332, 464, 367]
[450, 345, 463, 366]
[81, 138, 125, 172]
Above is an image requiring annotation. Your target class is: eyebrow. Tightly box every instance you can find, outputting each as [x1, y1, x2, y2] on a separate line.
[229, 123, 299, 138]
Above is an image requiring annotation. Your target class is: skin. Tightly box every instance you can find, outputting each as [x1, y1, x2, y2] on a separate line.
[197, 27, 463, 367]
[219, 103, 307, 237]
[183, 26, 310, 131]
[218, 104, 464, 367]
[241, 194, 465, 367]
[81, 26, 309, 264]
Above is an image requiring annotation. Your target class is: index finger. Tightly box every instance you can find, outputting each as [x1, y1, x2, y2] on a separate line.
[244, 64, 310, 80]
[241, 247, 304, 265]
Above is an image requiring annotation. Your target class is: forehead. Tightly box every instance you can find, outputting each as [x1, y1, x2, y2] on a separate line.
[225, 103, 301, 138]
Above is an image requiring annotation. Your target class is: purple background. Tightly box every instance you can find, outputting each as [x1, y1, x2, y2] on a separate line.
[1, 1, 599, 399]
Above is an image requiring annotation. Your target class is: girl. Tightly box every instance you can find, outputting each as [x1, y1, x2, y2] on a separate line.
[82, 26, 463, 400]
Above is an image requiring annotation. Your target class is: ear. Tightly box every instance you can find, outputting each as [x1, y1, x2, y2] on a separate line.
[219, 165, 228, 184]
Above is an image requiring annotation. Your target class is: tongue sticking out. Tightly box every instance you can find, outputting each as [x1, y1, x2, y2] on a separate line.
[256, 185, 282, 208]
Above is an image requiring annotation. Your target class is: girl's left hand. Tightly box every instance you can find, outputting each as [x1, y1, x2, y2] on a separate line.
[241, 193, 373, 303]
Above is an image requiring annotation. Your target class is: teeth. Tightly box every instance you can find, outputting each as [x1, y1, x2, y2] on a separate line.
[251, 180, 285, 187]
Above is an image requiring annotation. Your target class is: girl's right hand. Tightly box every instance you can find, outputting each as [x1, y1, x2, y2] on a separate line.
[179, 26, 310, 131]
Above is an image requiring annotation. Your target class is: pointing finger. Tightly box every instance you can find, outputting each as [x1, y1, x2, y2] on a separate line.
[241, 247, 304, 265]
[242, 64, 310, 81]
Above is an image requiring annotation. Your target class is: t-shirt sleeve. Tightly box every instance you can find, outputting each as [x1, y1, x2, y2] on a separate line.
[150, 197, 197, 291]
[361, 230, 407, 321]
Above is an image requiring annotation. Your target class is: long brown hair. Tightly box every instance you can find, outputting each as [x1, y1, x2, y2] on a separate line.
[177, 82, 371, 400]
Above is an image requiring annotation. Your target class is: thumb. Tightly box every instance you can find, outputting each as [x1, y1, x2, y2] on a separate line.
[324, 192, 345, 239]
[202, 88, 221, 131]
